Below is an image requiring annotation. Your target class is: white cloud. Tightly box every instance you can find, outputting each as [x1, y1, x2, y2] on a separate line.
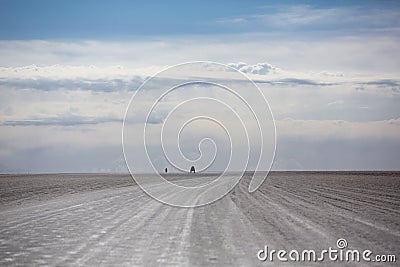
[0, 36, 398, 173]
[0, 64, 160, 80]
[0, 33, 399, 75]
[0, 86, 131, 131]
[0, 61, 398, 90]
[227, 62, 280, 75]
[259, 5, 344, 27]
[0, 60, 399, 129]
[216, 4, 400, 32]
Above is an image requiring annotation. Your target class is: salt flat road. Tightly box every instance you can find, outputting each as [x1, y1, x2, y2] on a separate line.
[0, 172, 399, 266]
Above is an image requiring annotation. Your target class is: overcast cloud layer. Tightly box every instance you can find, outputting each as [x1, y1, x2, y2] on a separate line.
[0, 1, 399, 172]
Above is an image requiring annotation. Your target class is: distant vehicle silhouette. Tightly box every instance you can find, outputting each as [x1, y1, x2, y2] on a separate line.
[190, 166, 195, 173]
[165, 168, 168, 173]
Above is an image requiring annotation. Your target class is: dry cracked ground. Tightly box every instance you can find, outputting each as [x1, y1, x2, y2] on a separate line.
[0, 172, 399, 266]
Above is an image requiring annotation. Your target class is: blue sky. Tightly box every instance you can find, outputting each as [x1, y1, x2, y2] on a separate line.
[0, 1, 399, 173]
[1, 0, 399, 39]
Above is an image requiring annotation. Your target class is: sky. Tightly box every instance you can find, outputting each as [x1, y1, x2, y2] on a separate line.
[0, 0, 399, 173]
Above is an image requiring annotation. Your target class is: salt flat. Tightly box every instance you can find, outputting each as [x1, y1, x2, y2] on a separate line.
[0, 172, 399, 266]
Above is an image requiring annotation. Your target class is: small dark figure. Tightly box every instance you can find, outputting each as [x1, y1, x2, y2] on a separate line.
[190, 166, 195, 173]
[165, 168, 168, 173]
